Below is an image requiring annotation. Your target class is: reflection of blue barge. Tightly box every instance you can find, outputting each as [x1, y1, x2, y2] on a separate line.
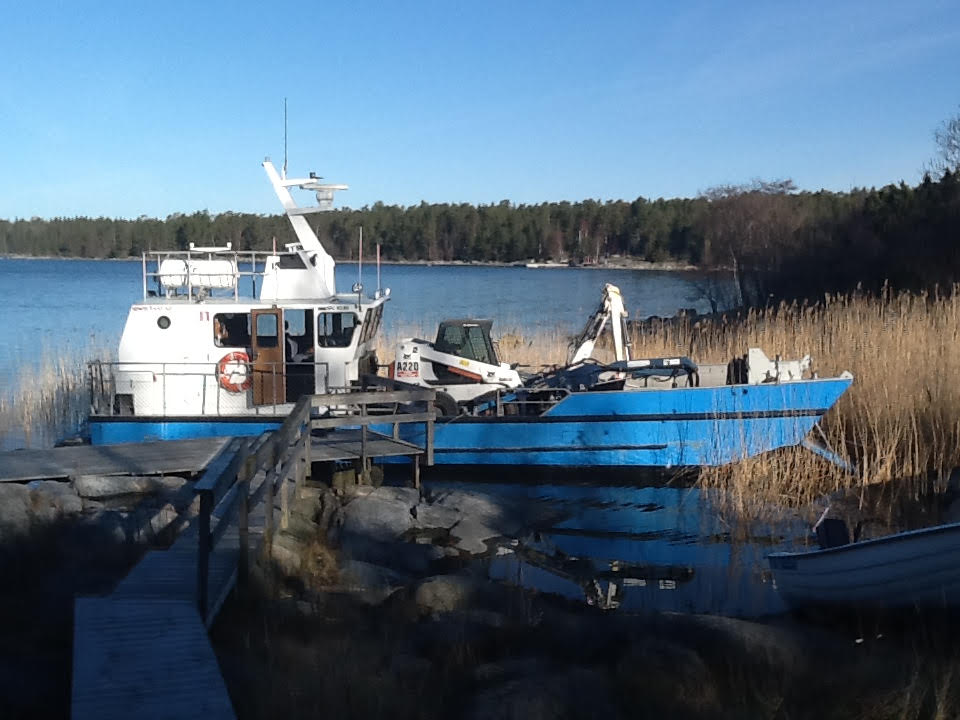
[382, 374, 853, 467]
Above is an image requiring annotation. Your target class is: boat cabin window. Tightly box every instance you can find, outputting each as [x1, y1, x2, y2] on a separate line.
[255, 313, 279, 348]
[317, 312, 357, 348]
[283, 309, 314, 360]
[214, 313, 251, 347]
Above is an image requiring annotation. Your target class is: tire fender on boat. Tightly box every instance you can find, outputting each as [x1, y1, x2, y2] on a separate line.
[217, 351, 252, 393]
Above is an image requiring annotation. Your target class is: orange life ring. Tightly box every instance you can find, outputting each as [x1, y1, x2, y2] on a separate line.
[217, 351, 252, 393]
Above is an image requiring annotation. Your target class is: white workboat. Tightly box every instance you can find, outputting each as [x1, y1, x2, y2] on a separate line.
[88, 159, 389, 444]
[769, 520, 960, 609]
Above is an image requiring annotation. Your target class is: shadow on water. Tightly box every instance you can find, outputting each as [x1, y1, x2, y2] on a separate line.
[421, 465, 807, 619]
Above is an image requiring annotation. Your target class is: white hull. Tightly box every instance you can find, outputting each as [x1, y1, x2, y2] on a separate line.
[769, 521, 960, 609]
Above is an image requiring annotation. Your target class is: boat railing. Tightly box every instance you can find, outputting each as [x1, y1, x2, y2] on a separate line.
[140, 246, 302, 301]
[87, 359, 347, 418]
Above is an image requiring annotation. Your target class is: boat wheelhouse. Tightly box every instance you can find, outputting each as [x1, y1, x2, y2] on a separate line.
[88, 160, 388, 445]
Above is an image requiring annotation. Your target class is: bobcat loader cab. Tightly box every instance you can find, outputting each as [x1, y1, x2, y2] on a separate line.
[393, 319, 523, 412]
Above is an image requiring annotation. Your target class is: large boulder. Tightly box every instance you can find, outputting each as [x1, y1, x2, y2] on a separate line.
[340, 535, 444, 575]
[269, 532, 304, 577]
[341, 486, 418, 542]
[28, 480, 83, 522]
[0, 484, 32, 540]
[463, 667, 615, 720]
[340, 560, 411, 605]
[71, 474, 188, 499]
[615, 639, 720, 718]
[413, 503, 462, 530]
[413, 575, 484, 614]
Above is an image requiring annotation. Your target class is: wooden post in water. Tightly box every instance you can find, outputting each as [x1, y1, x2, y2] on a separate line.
[412, 454, 420, 490]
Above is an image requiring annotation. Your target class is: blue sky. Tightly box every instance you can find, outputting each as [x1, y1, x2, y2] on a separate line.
[1, 0, 958, 219]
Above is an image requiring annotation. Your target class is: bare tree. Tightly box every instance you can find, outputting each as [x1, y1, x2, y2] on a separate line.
[688, 270, 741, 314]
[698, 179, 803, 307]
[928, 107, 960, 177]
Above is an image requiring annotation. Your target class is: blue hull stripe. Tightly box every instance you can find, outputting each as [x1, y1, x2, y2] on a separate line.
[446, 409, 827, 423]
[434, 444, 670, 453]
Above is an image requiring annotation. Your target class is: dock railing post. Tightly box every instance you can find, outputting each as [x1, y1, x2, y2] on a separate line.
[264, 440, 276, 543]
[360, 400, 368, 481]
[237, 452, 254, 590]
[196, 489, 213, 622]
[303, 401, 312, 481]
[426, 401, 435, 467]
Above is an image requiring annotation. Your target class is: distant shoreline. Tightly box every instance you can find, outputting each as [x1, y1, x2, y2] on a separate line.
[0, 253, 700, 272]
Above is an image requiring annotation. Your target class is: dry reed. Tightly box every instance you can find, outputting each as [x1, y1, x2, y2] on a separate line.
[0, 342, 110, 449]
[671, 287, 960, 516]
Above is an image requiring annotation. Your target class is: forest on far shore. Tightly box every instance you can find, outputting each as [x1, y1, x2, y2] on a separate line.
[3, 171, 959, 308]
[7, 97, 960, 310]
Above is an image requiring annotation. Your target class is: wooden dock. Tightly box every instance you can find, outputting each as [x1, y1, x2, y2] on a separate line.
[0, 437, 229, 483]
[312, 428, 423, 461]
[69, 388, 436, 719]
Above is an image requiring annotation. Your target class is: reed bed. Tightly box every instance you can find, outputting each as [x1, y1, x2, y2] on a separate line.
[0, 343, 108, 450]
[670, 288, 960, 516]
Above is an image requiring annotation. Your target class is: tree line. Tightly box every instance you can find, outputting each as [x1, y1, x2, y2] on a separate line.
[2, 172, 959, 307]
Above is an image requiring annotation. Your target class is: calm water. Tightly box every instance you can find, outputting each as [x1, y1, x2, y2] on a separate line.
[0, 257, 793, 617]
[429, 480, 802, 618]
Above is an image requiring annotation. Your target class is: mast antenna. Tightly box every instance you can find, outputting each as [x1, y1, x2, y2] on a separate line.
[282, 97, 288, 180]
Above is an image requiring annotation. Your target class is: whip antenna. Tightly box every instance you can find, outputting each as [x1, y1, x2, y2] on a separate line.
[282, 97, 288, 179]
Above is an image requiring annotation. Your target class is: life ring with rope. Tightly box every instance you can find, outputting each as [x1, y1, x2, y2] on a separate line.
[217, 351, 252, 393]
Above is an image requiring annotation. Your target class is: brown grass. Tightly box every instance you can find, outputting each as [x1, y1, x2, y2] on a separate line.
[672, 288, 960, 517]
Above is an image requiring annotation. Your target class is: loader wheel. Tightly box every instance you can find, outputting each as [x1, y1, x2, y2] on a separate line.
[433, 391, 459, 417]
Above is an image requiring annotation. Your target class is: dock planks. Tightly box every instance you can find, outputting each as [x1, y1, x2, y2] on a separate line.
[71, 597, 236, 720]
[312, 428, 422, 462]
[70, 480, 271, 719]
[0, 437, 229, 482]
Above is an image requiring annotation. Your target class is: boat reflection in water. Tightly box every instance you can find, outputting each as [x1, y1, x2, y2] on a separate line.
[428, 479, 806, 618]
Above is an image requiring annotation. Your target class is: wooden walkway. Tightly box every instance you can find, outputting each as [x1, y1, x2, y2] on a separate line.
[71, 446, 269, 720]
[69, 389, 436, 719]
[71, 598, 236, 720]
[0, 437, 229, 482]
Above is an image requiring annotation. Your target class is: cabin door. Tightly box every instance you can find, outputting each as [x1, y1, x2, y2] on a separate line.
[252, 309, 285, 406]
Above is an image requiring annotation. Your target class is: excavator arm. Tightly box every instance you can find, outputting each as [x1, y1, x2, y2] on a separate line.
[567, 283, 631, 364]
